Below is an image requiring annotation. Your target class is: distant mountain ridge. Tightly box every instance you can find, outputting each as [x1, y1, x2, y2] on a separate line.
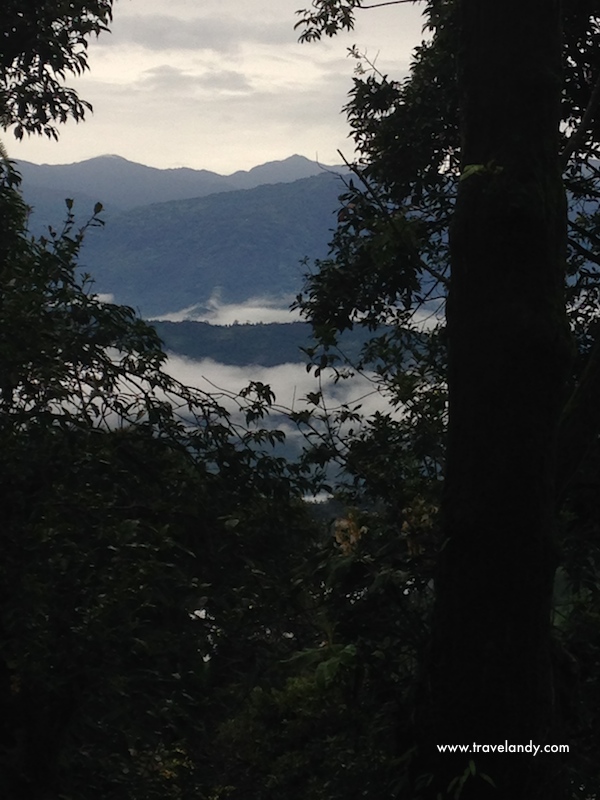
[16, 153, 345, 214]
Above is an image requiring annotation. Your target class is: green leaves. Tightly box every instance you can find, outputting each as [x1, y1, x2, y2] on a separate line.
[294, 0, 362, 42]
[459, 163, 485, 182]
[0, 2, 114, 139]
[314, 643, 357, 688]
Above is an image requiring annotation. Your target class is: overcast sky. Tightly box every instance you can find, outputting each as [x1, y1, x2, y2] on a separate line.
[9, 0, 425, 174]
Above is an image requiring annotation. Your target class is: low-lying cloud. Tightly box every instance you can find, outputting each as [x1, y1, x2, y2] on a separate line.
[160, 353, 398, 490]
[152, 294, 302, 325]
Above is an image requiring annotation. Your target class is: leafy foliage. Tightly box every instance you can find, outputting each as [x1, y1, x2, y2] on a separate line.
[0, 154, 326, 799]
[295, 0, 363, 41]
[211, 504, 435, 800]
[0, 1, 113, 139]
[293, 1, 600, 796]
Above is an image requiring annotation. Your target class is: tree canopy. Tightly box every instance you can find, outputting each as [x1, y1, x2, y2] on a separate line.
[0, 1, 113, 138]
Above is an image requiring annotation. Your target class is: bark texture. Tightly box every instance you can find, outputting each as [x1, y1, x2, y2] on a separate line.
[421, 2, 572, 797]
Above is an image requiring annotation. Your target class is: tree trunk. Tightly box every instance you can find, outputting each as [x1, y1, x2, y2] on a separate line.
[420, 2, 572, 797]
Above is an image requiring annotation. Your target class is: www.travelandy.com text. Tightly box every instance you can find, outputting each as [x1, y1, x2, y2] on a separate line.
[437, 741, 569, 757]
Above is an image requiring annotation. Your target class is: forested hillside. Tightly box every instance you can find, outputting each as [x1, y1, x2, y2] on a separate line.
[78, 173, 345, 316]
[151, 320, 371, 366]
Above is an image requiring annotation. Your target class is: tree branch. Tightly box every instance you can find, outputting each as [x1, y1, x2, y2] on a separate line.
[336, 150, 449, 288]
[568, 235, 600, 269]
[361, 0, 416, 7]
[560, 72, 600, 170]
[568, 217, 600, 251]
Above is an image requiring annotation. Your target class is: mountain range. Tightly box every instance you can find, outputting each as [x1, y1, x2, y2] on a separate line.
[17, 153, 345, 216]
[16, 154, 349, 317]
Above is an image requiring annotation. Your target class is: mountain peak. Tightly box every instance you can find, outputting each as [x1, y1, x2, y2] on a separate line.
[229, 154, 338, 187]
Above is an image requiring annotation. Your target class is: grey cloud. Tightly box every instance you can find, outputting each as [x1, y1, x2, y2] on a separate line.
[135, 65, 252, 96]
[138, 65, 200, 92]
[219, 72, 356, 133]
[197, 70, 252, 92]
[101, 14, 295, 53]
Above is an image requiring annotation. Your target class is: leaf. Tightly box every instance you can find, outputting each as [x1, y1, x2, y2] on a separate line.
[459, 163, 485, 182]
